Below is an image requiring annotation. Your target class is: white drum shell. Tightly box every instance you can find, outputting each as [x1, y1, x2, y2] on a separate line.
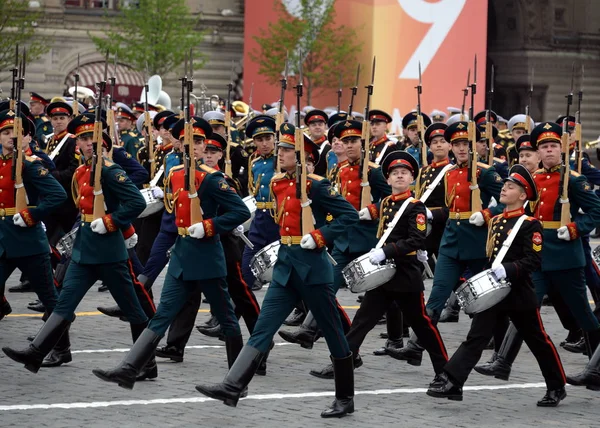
[250, 241, 280, 283]
[455, 269, 511, 315]
[242, 196, 257, 232]
[139, 188, 164, 218]
[343, 253, 396, 293]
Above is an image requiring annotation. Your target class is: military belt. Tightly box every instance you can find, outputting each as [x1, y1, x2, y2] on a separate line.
[178, 227, 190, 236]
[81, 214, 95, 223]
[449, 211, 473, 220]
[542, 221, 561, 229]
[280, 235, 303, 246]
[255, 202, 275, 209]
[0, 207, 36, 218]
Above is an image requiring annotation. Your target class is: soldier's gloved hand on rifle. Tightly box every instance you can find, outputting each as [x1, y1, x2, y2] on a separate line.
[300, 234, 317, 250]
[188, 222, 205, 239]
[417, 249, 428, 262]
[91, 218, 108, 234]
[368, 248, 386, 265]
[151, 187, 164, 199]
[12, 213, 27, 228]
[469, 211, 485, 226]
[557, 226, 572, 241]
[358, 207, 372, 221]
[124, 233, 138, 249]
[232, 225, 245, 237]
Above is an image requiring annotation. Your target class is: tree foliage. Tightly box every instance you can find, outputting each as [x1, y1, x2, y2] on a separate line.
[249, 0, 363, 105]
[0, 0, 49, 82]
[90, 0, 206, 76]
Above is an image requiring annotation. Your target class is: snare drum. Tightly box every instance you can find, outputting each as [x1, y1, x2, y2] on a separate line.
[242, 196, 257, 232]
[455, 269, 511, 315]
[592, 245, 600, 275]
[55, 227, 79, 258]
[250, 241, 280, 283]
[343, 253, 396, 293]
[139, 188, 164, 218]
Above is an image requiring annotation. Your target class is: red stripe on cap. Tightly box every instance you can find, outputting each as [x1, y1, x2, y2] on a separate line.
[308, 115, 325, 123]
[520, 141, 532, 148]
[430, 129, 445, 139]
[510, 172, 533, 199]
[538, 131, 560, 143]
[50, 107, 70, 115]
[389, 158, 413, 173]
[476, 117, 486, 125]
[370, 114, 389, 122]
[450, 130, 469, 142]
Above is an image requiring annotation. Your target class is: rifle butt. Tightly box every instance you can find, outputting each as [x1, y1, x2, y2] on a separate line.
[560, 202, 571, 227]
[301, 207, 315, 235]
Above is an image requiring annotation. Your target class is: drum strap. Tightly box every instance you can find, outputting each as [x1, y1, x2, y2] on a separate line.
[374, 143, 391, 165]
[375, 197, 414, 249]
[491, 215, 528, 268]
[49, 134, 72, 161]
[419, 163, 454, 203]
[150, 165, 164, 187]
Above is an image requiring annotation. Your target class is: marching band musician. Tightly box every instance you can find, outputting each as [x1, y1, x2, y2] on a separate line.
[29, 92, 52, 149]
[402, 111, 432, 168]
[310, 151, 449, 380]
[367, 109, 397, 164]
[279, 119, 390, 349]
[390, 121, 504, 365]
[325, 112, 349, 183]
[476, 121, 508, 179]
[304, 109, 330, 176]
[116, 102, 143, 158]
[473, 110, 507, 161]
[427, 164, 567, 407]
[93, 116, 250, 389]
[3, 122, 149, 375]
[240, 115, 281, 291]
[506, 114, 533, 167]
[195, 123, 359, 418]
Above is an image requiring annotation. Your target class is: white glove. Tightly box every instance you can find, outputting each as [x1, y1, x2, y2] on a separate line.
[368, 248, 386, 265]
[426, 208, 433, 221]
[300, 234, 317, 250]
[469, 211, 485, 226]
[233, 225, 245, 237]
[557, 226, 571, 241]
[417, 249, 428, 262]
[188, 222, 205, 239]
[151, 187, 164, 199]
[124, 233, 138, 249]
[492, 264, 507, 280]
[90, 218, 108, 234]
[12, 213, 27, 227]
[358, 207, 372, 221]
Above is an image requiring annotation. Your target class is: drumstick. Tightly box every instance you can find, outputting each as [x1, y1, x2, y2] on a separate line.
[239, 233, 255, 250]
[325, 251, 338, 266]
[422, 260, 434, 278]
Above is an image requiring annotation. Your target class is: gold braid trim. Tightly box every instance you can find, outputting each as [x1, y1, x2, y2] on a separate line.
[71, 170, 80, 207]
[163, 168, 176, 213]
[486, 216, 499, 258]
[376, 196, 391, 238]
[415, 168, 424, 199]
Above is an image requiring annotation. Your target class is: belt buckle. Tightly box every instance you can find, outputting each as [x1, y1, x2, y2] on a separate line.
[455, 212, 460, 220]
[0, 208, 4, 217]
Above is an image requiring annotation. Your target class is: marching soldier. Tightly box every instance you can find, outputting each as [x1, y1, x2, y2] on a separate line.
[116, 102, 143, 158]
[325, 112, 349, 182]
[310, 151, 449, 380]
[476, 122, 508, 179]
[402, 111, 431, 168]
[29, 92, 52, 149]
[3, 116, 150, 375]
[195, 123, 359, 418]
[93, 116, 250, 389]
[368, 109, 398, 164]
[304, 109, 330, 176]
[430, 109, 447, 124]
[389, 121, 504, 365]
[427, 164, 567, 407]
[506, 114, 534, 167]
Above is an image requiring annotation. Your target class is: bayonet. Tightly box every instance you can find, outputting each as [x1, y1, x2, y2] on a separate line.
[416, 61, 426, 166]
[337, 72, 342, 113]
[461, 69, 470, 121]
[486, 64, 495, 166]
[224, 60, 235, 176]
[348, 64, 360, 118]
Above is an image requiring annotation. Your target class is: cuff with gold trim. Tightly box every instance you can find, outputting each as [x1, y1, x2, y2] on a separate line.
[480, 209, 492, 225]
[310, 230, 327, 249]
[19, 209, 37, 227]
[567, 222, 579, 240]
[102, 214, 118, 233]
[202, 219, 216, 237]
[367, 203, 379, 220]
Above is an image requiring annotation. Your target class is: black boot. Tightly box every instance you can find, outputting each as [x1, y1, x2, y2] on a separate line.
[439, 293, 460, 323]
[195, 345, 265, 407]
[567, 330, 600, 390]
[2, 313, 71, 373]
[41, 326, 72, 368]
[387, 332, 424, 366]
[199, 314, 219, 329]
[283, 306, 307, 327]
[197, 322, 222, 338]
[560, 329, 583, 347]
[27, 300, 46, 313]
[321, 353, 355, 418]
[537, 388, 566, 407]
[310, 353, 363, 380]
[562, 337, 587, 354]
[373, 338, 404, 356]
[92, 328, 161, 389]
[474, 324, 522, 381]
[8, 279, 32, 293]
[97, 305, 125, 319]
[426, 372, 463, 401]
[473, 352, 497, 373]
[278, 312, 319, 349]
[225, 335, 244, 368]
[132, 324, 158, 382]
[155, 345, 184, 362]
[256, 341, 274, 376]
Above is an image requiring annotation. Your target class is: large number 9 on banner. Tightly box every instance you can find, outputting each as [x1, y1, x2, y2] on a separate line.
[397, 0, 466, 79]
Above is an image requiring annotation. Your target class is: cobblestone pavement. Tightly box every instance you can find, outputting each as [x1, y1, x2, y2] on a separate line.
[1, 264, 600, 428]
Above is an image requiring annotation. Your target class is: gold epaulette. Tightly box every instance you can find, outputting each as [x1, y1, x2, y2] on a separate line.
[199, 164, 218, 174]
[410, 199, 419, 204]
[271, 172, 286, 181]
[24, 155, 40, 162]
[170, 164, 184, 172]
[476, 162, 491, 169]
[570, 170, 581, 177]
[533, 168, 544, 175]
[308, 173, 325, 181]
[230, 142, 239, 148]
[368, 161, 380, 169]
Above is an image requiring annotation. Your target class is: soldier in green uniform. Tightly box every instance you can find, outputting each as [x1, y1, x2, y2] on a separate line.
[195, 123, 359, 418]
[29, 92, 52, 149]
[116, 102, 143, 158]
[92, 116, 250, 390]
[2, 119, 149, 375]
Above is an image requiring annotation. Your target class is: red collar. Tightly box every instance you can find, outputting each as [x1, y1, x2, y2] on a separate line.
[503, 207, 525, 218]
[159, 143, 173, 152]
[313, 135, 327, 145]
[430, 158, 450, 168]
[390, 189, 412, 201]
[543, 165, 561, 173]
[25, 147, 32, 156]
[370, 135, 388, 147]
[55, 130, 68, 140]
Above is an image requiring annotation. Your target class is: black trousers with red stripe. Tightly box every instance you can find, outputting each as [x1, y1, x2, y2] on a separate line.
[444, 298, 566, 390]
[346, 285, 448, 373]
[164, 235, 260, 348]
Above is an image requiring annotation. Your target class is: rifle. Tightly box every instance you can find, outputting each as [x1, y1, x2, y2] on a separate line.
[294, 50, 314, 235]
[576, 65, 584, 173]
[348, 64, 360, 119]
[106, 54, 117, 159]
[415, 61, 426, 167]
[10, 45, 18, 111]
[91, 51, 109, 220]
[560, 64, 575, 227]
[179, 55, 188, 118]
[185, 48, 203, 225]
[337, 72, 342, 113]
[525, 67, 534, 134]
[468, 55, 482, 212]
[13, 48, 27, 212]
[460, 69, 470, 122]
[142, 61, 156, 178]
[360, 57, 375, 210]
[486, 65, 495, 166]
[73, 54, 80, 116]
[275, 54, 289, 171]
[224, 61, 235, 177]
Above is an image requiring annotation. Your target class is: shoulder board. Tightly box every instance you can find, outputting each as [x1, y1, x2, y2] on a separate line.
[171, 164, 184, 172]
[24, 155, 40, 162]
[533, 168, 544, 175]
[410, 199, 419, 204]
[271, 172, 287, 181]
[476, 162, 491, 169]
[524, 216, 535, 222]
[199, 164, 218, 174]
[493, 157, 505, 163]
[570, 170, 581, 177]
[308, 173, 325, 182]
[250, 156, 262, 165]
[230, 142, 239, 148]
[41, 116, 49, 122]
[368, 161, 381, 169]
[129, 131, 137, 137]
[103, 159, 115, 167]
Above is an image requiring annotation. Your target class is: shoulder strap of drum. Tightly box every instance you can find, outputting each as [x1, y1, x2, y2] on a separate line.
[419, 163, 454, 204]
[491, 215, 528, 268]
[49, 133, 71, 160]
[150, 165, 164, 187]
[375, 197, 414, 249]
